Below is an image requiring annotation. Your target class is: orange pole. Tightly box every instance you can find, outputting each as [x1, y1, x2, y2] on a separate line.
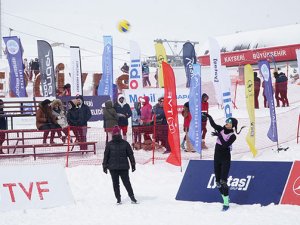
[152, 114, 156, 165]
[65, 126, 71, 167]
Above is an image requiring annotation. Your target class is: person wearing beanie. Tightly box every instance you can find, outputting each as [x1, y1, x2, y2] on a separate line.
[102, 125, 138, 204]
[205, 113, 245, 211]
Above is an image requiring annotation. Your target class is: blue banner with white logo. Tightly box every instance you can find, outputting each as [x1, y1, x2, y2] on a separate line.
[98, 36, 113, 100]
[183, 42, 196, 88]
[188, 64, 202, 153]
[176, 160, 292, 205]
[3, 36, 26, 97]
[258, 60, 278, 142]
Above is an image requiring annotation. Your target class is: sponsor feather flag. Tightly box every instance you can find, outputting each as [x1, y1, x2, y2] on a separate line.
[70, 46, 83, 96]
[296, 49, 300, 77]
[208, 37, 223, 105]
[220, 66, 233, 119]
[162, 61, 181, 166]
[155, 42, 167, 87]
[98, 36, 113, 100]
[37, 40, 56, 97]
[129, 41, 142, 90]
[188, 63, 202, 153]
[183, 42, 197, 88]
[3, 36, 26, 97]
[258, 60, 278, 142]
[244, 64, 258, 157]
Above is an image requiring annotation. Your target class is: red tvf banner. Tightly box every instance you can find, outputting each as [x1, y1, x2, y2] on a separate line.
[0, 165, 74, 211]
[162, 62, 181, 166]
[198, 44, 300, 67]
[280, 161, 300, 205]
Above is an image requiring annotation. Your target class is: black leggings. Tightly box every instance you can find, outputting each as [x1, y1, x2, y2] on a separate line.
[214, 158, 230, 196]
[109, 170, 134, 199]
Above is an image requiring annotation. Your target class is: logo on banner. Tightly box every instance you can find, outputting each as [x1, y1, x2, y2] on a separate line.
[6, 40, 19, 54]
[207, 174, 254, 191]
[261, 64, 270, 81]
[129, 59, 141, 89]
[293, 177, 300, 195]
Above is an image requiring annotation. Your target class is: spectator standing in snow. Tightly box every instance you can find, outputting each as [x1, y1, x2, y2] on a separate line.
[254, 72, 261, 109]
[102, 125, 137, 204]
[181, 101, 194, 152]
[201, 93, 209, 149]
[142, 62, 151, 87]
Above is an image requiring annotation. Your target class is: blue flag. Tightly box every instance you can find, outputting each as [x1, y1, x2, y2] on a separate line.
[188, 63, 202, 153]
[98, 36, 113, 100]
[258, 60, 278, 142]
[3, 36, 26, 97]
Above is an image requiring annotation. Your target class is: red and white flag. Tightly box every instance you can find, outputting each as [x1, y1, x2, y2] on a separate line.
[162, 62, 181, 166]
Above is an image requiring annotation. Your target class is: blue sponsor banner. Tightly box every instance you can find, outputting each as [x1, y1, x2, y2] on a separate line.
[176, 160, 292, 206]
[183, 42, 196, 88]
[3, 36, 26, 97]
[58, 95, 110, 121]
[188, 64, 202, 153]
[258, 60, 278, 142]
[98, 36, 113, 100]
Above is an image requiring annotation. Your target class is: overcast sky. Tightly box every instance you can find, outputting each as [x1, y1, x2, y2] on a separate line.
[1, 0, 299, 71]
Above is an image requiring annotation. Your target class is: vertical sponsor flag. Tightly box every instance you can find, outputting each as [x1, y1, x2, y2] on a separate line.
[3, 36, 26, 97]
[98, 36, 113, 100]
[155, 42, 167, 87]
[162, 61, 181, 166]
[70, 46, 83, 96]
[188, 63, 202, 153]
[244, 64, 258, 157]
[296, 49, 300, 77]
[183, 42, 196, 88]
[129, 41, 142, 90]
[208, 37, 223, 105]
[220, 66, 232, 119]
[37, 40, 56, 97]
[258, 60, 278, 142]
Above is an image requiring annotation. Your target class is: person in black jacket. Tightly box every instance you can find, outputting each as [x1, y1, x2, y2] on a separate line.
[66, 100, 80, 143]
[0, 99, 7, 154]
[102, 125, 137, 204]
[114, 94, 132, 141]
[75, 95, 92, 150]
[205, 113, 245, 211]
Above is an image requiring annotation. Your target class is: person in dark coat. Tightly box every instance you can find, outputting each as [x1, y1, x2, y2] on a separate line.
[66, 100, 80, 142]
[274, 69, 289, 107]
[121, 63, 129, 74]
[114, 94, 132, 140]
[0, 99, 7, 154]
[103, 100, 119, 142]
[102, 125, 137, 204]
[153, 97, 171, 154]
[205, 113, 245, 211]
[254, 72, 261, 109]
[75, 95, 92, 150]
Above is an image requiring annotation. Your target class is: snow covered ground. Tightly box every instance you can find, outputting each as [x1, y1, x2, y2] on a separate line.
[1, 85, 300, 225]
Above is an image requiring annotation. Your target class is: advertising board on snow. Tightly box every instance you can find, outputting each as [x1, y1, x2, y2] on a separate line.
[0, 165, 74, 211]
[176, 160, 295, 206]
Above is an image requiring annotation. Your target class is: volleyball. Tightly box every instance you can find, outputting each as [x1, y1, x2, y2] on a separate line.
[118, 19, 130, 33]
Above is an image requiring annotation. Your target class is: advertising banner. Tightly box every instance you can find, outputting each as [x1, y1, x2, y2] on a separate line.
[3, 36, 26, 97]
[155, 42, 167, 87]
[129, 41, 142, 90]
[258, 60, 278, 142]
[0, 165, 73, 211]
[188, 63, 202, 153]
[37, 40, 56, 97]
[176, 160, 292, 205]
[98, 36, 113, 99]
[244, 64, 257, 156]
[70, 46, 83, 96]
[58, 95, 110, 121]
[162, 62, 181, 166]
[183, 42, 196, 88]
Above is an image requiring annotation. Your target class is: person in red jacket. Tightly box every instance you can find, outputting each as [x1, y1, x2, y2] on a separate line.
[181, 102, 194, 152]
[201, 93, 209, 149]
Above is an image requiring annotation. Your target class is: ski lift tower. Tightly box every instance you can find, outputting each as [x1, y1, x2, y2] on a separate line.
[147, 39, 199, 67]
